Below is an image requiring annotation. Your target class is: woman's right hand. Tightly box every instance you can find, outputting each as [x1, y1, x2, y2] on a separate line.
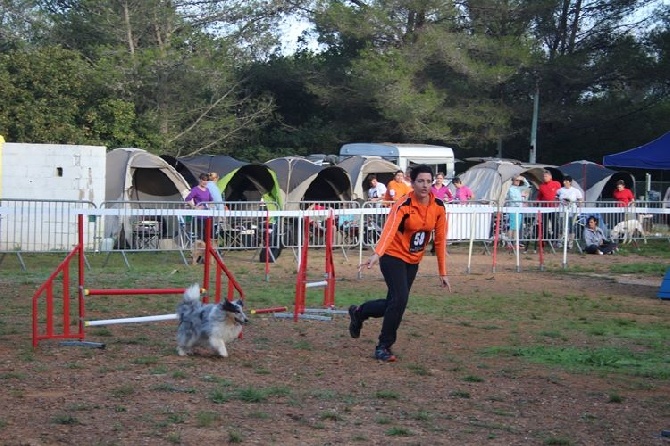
[359, 253, 380, 271]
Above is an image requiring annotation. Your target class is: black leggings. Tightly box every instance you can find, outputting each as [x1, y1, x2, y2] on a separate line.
[358, 255, 419, 349]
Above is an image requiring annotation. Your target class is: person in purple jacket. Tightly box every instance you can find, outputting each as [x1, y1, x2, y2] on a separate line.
[185, 173, 213, 241]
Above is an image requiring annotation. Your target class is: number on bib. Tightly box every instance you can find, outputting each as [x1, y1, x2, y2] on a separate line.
[409, 231, 428, 253]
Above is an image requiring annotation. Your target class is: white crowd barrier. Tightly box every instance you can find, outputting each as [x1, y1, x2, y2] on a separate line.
[1, 199, 668, 262]
[0, 199, 98, 252]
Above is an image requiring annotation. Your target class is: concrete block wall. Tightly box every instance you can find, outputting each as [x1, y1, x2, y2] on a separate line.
[1, 143, 106, 203]
[1, 142, 106, 251]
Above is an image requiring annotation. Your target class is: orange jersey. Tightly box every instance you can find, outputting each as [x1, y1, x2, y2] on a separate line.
[384, 179, 412, 202]
[374, 192, 448, 276]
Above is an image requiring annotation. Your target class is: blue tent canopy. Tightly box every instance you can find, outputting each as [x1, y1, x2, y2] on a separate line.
[603, 131, 670, 170]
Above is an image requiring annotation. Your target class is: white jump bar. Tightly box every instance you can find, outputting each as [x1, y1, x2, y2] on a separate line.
[85, 313, 178, 326]
[305, 280, 328, 288]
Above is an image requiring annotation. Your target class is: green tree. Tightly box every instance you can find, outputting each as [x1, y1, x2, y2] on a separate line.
[505, 0, 670, 163]
[0, 0, 50, 51]
[40, 0, 285, 155]
[0, 46, 97, 143]
[254, 0, 535, 152]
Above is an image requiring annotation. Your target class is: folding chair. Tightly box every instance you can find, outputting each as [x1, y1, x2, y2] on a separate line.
[133, 220, 160, 249]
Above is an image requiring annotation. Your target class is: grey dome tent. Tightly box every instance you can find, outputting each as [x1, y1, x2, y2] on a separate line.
[265, 156, 352, 209]
[105, 148, 191, 247]
[452, 161, 545, 205]
[107, 148, 190, 203]
[337, 155, 400, 201]
[453, 160, 586, 206]
[559, 160, 635, 203]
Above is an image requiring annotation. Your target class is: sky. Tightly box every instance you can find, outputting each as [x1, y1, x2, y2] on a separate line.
[278, 16, 320, 55]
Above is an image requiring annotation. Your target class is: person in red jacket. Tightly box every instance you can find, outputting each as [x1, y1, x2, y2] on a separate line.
[536, 170, 561, 242]
[348, 164, 451, 363]
[612, 180, 634, 207]
[612, 179, 635, 228]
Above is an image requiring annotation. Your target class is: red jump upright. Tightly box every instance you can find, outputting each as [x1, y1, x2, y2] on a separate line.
[294, 213, 336, 321]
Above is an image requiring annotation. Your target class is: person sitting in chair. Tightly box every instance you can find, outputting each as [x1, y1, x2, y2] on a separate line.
[583, 216, 618, 255]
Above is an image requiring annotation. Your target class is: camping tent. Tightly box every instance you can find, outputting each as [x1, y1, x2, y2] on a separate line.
[265, 156, 352, 208]
[452, 160, 553, 205]
[559, 160, 635, 202]
[106, 148, 190, 203]
[603, 131, 670, 170]
[337, 155, 399, 201]
[105, 148, 191, 245]
[163, 155, 283, 208]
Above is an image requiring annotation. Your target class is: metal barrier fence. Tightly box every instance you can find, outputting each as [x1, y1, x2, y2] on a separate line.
[99, 200, 189, 252]
[283, 201, 363, 249]
[494, 200, 669, 248]
[0, 198, 98, 252]
[97, 200, 281, 256]
[2, 199, 668, 264]
[359, 201, 391, 248]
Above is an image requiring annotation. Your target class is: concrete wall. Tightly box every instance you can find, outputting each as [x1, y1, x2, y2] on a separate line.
[0, 142, 106, 251]
[1, 142, 106, 203]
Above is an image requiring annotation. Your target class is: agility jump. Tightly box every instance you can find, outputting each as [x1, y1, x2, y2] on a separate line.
[32, 216, 245, 347]
[283, 212, 345, 322]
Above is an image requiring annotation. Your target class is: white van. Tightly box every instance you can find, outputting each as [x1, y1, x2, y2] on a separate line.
[339, 143, 456, 179]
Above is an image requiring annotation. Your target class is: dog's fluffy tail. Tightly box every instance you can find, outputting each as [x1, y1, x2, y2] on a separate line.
[177, 284, 202, 322]
[182, 283, 201, 304]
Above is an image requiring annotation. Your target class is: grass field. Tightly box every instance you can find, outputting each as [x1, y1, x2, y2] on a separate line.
[0, 242, 669, 444]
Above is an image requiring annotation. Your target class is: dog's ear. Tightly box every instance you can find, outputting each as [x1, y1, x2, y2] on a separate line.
[222, 299, 241, 313]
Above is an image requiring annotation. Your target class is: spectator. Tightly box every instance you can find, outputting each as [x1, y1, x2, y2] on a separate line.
[612, 180, 634, 207]
[583, 216, 618, 255]
[505, 176, 529, 242]
[207, 172, 225, 210]
[185, 173, 213, 242]
[556, 175, 583, 248]
[384, 170, 412, 203]
[186, 173, 213, 210]
[367, 174, 387, 203]
[613, 179, 634, 223]
[452, 177, 473, 202]
[536, 170, 562, 242]
[431, 172, 453, 202]
[664, 187, 670, 226]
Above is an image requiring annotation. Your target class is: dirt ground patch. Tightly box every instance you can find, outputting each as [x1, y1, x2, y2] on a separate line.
[1, 246, 669, 445]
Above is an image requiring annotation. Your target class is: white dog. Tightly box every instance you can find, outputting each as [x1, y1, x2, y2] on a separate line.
[610, 214, 651, 244]
[176, 284, 248, 357]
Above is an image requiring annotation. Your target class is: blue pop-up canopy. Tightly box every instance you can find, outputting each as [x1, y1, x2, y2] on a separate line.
[603, 131, 670, 170]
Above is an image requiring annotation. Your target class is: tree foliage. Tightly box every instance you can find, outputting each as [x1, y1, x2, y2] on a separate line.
[0, 46, 97, 143]
[0, 0, 668, 165]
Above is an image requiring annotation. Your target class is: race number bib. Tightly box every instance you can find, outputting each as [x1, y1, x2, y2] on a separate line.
[409, 231, 428, 253]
